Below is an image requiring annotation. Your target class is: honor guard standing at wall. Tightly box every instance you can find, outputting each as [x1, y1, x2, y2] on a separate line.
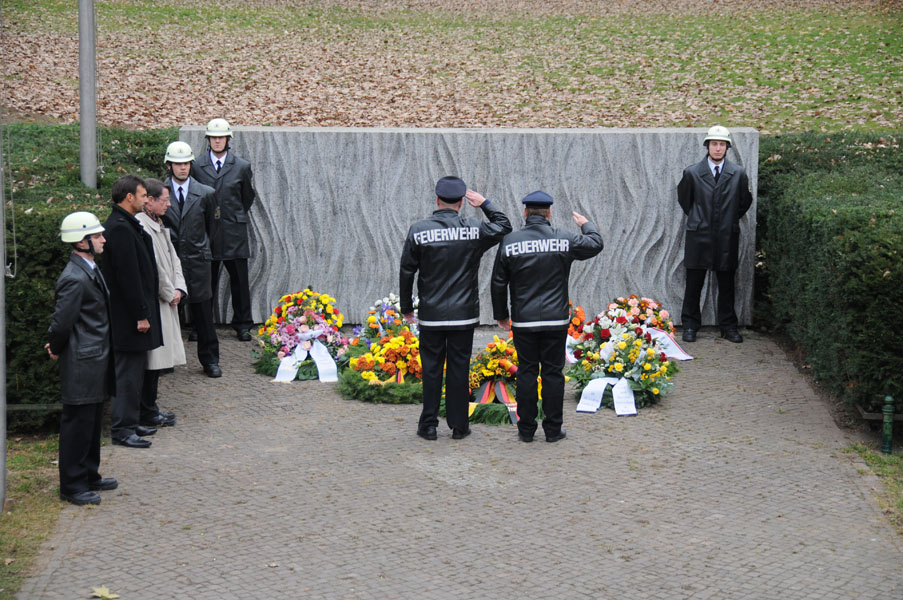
[162, 141, 223, 377]
[677, 125, 753, 344]
[137, 178, 185, 429]
[101, 175, 164, 448]
[491, 191, 603, 443]
[400, 176, 512, 441]
[191, 119, 257, 341]
[46, 212, 118, 504]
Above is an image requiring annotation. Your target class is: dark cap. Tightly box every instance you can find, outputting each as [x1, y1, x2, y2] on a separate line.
[521, 190, 553, 207]
[435, 176, 467, 202]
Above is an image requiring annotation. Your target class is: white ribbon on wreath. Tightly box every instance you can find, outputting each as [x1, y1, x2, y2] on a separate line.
[273, 329, 339, 383]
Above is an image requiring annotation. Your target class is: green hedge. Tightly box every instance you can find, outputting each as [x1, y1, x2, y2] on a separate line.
[757, 132, 903, 412]
[4, 124, 177, 430]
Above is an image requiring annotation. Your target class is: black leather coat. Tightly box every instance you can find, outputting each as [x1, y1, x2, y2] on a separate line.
[101, 204, 163, 352]
[491, 215, 603, 331]
[192, 151, 256, 260]
[163, 177, 217, 302]
[48, 254, 116, 404]
[399, 202, 511, 330]
[677, 158, 753, 271]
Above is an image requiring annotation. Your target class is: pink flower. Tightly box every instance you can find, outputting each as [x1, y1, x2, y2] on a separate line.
[659, 310, 669, 320]
[627, 298, 639, 307]
[630, 307, 640, 316]
[285, 324, 296, 335]
[278, 349, 287, 358]
[608, 303, 618, 311]
[299, 324, 310, 333]
[301, 340, 312, 351]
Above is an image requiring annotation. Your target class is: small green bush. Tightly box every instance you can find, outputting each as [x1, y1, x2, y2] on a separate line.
[4, 124, 177, 430]
[758, 132, 903, 412]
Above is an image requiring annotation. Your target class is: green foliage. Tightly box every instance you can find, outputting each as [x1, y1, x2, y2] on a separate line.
[758, 132, 903, 412]
[337, 369, 423, 404]
[847, 442, 903, 534]
[4, 124, 177, 430]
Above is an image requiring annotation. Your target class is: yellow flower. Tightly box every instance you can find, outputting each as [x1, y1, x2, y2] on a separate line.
[652, 387, 660, 395]
[618, 341, 627, 350]
[634, 339, 643, 347]
[646, 348, 655, 357]
[614, 363, 624, 372]
[621, 333, 630, 339]
[643, 363, 651, 371]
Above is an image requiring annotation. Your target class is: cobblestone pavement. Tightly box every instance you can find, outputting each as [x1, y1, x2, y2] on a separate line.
[20, 327, 903, 599]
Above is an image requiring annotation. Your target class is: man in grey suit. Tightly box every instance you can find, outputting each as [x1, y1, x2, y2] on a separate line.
[191, 118, 257, 341]
[46, 212, 119, 504]
[162, 141, 222, 377]
[677, 125, 754, 344]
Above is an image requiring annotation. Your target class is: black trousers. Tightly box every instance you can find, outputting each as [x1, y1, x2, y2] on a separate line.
[111, 350, 146, 440]
[512, 328, 567, 438]
[59, 402, 104, 496]
[212, 258, 253, 332]
[189, 299, 220, 367]
[681, 268, 738, 331]
[418, 328, 474, 433]
[140, 369, 162, 424]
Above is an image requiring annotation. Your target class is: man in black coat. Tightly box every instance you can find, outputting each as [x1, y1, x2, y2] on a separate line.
[677, 125, 754, 344]
[46, 212, 118, 505]
[162, 141, 222, 377]
[191, 118, 257, 341]
[491, 191, 603, 443]
[101, 175, 163, 448]
[400, 176, 511, 441]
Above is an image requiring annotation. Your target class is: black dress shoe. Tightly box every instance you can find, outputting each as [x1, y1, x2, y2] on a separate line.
[60, 490, 101, 506]
[188, 330, 198, 342]
[451, 427, 471, 440]
[518, 432, 534, 443]
[682, 328, 697, 343]
[112, 434, 152, 448]
[159, 410, 175, 420]
[135, 425, 157, 437]
[720, 328, 743, 343]
[88, 477, 118, 491]
[237, 330, 252, 342]
[545, 428, 567, 443]
[204, 364, 223, 378]
[141, 413, 175, 428]
[417, 426, 437, 441]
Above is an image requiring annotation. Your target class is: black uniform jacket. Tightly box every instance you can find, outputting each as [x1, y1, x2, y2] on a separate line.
[48, 254, 116, 404]
[192, 151, 256, 260]
[399, 202, 511, 330]
[677, 157, 753, 271]
[163, 177, 217, 302]
[101, 204, 163, 352]
[491, 215, 603, 332]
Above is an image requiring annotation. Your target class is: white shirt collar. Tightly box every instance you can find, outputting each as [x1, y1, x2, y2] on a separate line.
[211, 151, 227, 167]
[78, 254, 96, 269]
[707, 157, 724, 177]
[173, 178, 190, 198]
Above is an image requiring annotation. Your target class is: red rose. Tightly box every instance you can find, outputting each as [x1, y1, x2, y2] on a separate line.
[616, 316, 627, 324]
[599, 328, 611, 339]
[574, 349, 583, 358]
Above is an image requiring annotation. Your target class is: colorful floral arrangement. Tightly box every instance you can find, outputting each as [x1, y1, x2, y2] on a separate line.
[568, 297, 679, 408]
[605, 295, 674, 335]
[349, 329, 422, 383]
[253, 289, 349, 380]
[568, 302, 587, 339]
[352, 293, 417, 347]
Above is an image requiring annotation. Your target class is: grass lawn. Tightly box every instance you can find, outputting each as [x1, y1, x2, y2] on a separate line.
[0, 436, 62, 600]
[849, 443, 903, 536]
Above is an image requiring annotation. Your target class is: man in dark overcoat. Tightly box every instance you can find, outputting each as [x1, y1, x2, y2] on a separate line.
[677, 125, 754, 344]
[162, 141, 222, 377]
[191, 118, 257, 341]
[490, 191, 603, 443]
[400, 176, 511, 441]
[101, 175, 163, 448]
[46, 212, 118, 505]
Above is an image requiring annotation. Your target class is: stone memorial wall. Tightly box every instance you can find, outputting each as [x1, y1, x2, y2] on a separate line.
[179, 127, 758, 327]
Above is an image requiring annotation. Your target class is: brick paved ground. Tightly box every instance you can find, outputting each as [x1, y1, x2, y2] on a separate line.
[19, 327, 903, 599]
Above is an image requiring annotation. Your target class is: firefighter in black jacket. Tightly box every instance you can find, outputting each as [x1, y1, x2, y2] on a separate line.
[677, 125, 753, 344]
[400, 176, 512, 441]
[491, 191, 603, 443]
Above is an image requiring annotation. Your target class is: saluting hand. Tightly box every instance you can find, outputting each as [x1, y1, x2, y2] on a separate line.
[572, 212, 588, 227]
[465, 190, 486, 208]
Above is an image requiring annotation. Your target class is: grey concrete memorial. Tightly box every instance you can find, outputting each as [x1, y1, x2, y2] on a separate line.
[180, 126, 758, 327]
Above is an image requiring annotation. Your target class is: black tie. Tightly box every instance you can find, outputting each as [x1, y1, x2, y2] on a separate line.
[178, 187, 185, 211]
[215, 160, 222, 172]
[714, 165, 720, 183]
